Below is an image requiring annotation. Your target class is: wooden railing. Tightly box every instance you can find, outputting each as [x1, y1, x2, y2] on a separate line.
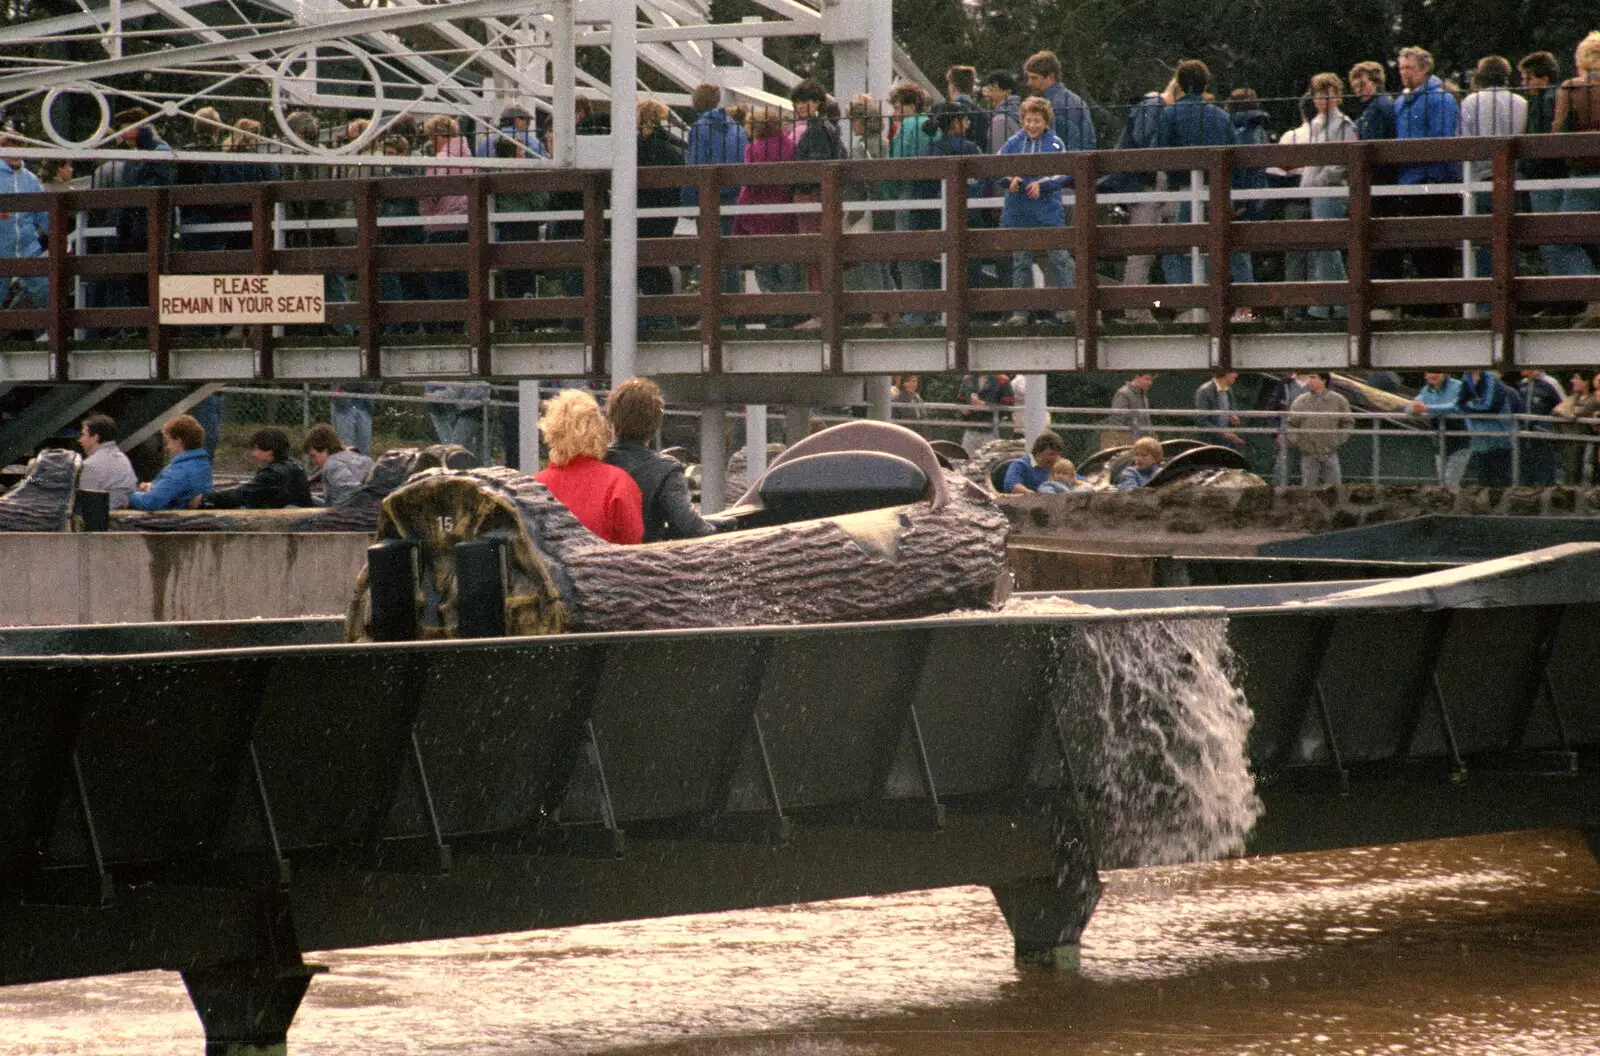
[1, 132, 1598, 379]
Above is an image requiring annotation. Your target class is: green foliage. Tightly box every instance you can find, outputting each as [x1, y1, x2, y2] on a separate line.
[890, 0, 1592, 139]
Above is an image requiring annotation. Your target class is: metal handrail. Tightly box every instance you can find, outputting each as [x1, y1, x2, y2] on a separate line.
[211, 381, 1599, 488]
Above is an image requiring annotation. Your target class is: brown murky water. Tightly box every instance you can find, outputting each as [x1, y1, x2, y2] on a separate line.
[4, 829, 1598, 1055]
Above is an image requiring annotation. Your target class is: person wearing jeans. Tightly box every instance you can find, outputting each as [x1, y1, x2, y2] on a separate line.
[1458, 56, 1527, 300]
[999, 97, 1073, 326]
[1156, 61, 1251, 313]
[734, 106, 800, 328]
[1302, 73, 1360, 318]
[419, 115, 473, 331]
[1286, 373, 1354, 486]
[1517, 52, 1577, 295]
[1550, 35, 1600, 325]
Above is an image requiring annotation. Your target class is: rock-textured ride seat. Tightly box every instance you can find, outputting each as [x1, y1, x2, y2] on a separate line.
[733, 419, 950, 512]
[1147, 445, 1251, 486]
[758, 450, 930, 523]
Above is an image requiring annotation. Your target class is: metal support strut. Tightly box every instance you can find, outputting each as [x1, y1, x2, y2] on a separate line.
[180, 896, 326, 1056]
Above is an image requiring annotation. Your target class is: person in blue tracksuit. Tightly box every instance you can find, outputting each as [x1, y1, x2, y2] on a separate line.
[127, 415, 214, 511]
[999, 97, 1073, 326]
[0, 134, 49, 326]
[1393, 47, 1460, 306]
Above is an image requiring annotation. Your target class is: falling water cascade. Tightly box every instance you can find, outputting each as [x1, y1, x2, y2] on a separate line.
[1048, 617, 1263, 869]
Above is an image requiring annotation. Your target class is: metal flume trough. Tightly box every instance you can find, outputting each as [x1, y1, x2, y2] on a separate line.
[2, 544, 1599, 1053]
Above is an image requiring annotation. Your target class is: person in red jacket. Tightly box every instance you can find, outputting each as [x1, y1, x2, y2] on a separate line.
[535, 389, 645, 544]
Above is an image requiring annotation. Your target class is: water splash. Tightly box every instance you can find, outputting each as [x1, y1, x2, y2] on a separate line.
[1051, 618, 1262, 869]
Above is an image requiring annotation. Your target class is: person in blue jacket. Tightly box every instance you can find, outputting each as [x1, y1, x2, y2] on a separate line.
[1459, 370, 1519, 487]
[1022, 50, 1096, 154]
[127, 415, 213, 510]
[1393, 47, 1460, 308]
[1116, 437, 1165, 490]
[680, 84, 749, 294]
[0, 133, 49, 326]
[1407, 371, 1472, 485]
[1000, 97, 1073, 326]
[1155, 60, 1254, 297]
[1001, 432, 1066, 493]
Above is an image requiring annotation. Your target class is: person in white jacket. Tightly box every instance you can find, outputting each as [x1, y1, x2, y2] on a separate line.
[1303, 73, 1360, 318]
[1272, 98, 1315, 312]
[1458, 56, 1527, 290]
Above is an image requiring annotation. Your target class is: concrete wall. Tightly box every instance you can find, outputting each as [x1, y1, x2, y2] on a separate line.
[0, 533, 372, 627]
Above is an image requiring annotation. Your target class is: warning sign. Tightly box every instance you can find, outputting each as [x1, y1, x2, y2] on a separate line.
[157, 275, 327, 326]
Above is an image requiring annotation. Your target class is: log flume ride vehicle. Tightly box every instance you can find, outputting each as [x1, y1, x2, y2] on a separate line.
[2, 421, 1599, 1056]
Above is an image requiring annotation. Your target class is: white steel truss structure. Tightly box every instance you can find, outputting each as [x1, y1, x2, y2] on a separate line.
[0, 0, 916, 169]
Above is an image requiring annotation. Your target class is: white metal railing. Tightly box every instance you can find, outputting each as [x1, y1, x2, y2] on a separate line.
[207, 383, 1599, 489]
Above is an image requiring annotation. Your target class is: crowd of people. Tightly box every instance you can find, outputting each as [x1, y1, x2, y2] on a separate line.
[3, 31, 1599, 333]
[77, 412, 373, 513]
[1076, 366, 1598, 489]
[78, 375, 713, 545]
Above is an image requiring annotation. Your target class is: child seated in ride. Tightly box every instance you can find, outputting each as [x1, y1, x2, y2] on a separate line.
[1037, 457, 1089, 493]
[1115, 436, 1164, 490]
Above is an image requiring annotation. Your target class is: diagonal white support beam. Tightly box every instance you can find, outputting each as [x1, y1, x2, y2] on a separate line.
[0, 0, 556, 95]
[0, 2, 160, 45]
[738, 0, 822, 25]
[711, 36, 802, 89]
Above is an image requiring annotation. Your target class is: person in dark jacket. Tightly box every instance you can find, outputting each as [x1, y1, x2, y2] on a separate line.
[1349, 60, 1401, 286]
[790, 82, 845, 325]
[604, 376, 715, 542]
[85, 109, 173, 331]
[176, 107, 227, 251]
[200, 426, 313, 509]
[636, 100, 684, 328]
[1156, 61, 1252, 303]
[203, 119, 283, 251]
[1519, 369, 1565, 485]
[549, 97, 611, 323]
[945, 65, 991, 155]
[925, 102, 992, 301]
[1518, 51, 1578, 297]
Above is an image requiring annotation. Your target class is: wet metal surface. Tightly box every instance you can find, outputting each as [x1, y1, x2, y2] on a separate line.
[4, 829, 1598, 1054]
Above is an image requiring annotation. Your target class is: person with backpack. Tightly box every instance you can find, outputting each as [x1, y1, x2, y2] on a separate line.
[681, 84, 750, 295]
[1102, 80, 1175, 323]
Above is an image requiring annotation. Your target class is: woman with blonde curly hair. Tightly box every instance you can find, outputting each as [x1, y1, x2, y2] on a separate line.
[534, 389, 645, 543]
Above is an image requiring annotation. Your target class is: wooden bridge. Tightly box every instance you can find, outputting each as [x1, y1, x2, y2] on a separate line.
[2, 133, 1599, 392]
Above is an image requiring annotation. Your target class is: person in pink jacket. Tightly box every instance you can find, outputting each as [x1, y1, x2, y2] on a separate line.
[734, 106, 801, 326]
[420, 115, 474, 329]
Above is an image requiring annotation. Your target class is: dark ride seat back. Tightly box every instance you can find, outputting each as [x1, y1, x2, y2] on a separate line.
[989, 458, 1016, 493]
[732, 420, 950, 511]
[1147, 444, 1252, 486]
[757, 451, 930, 523]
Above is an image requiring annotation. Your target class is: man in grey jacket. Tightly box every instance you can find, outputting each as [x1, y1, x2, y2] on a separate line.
[1101, 372, 1156, 451]
[1194, 369, 1245, 447]
[1286, 373, 1354, 485]
[980, 70, 1022, 152]
[78, 414, 138, 508]
[302, 423, 375, 505]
